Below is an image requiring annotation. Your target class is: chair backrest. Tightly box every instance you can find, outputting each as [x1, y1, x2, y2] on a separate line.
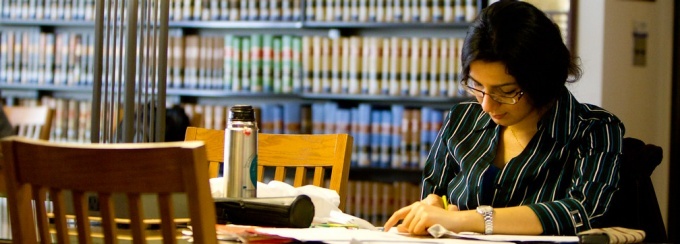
[2, 106, 54, 140]
[1, 137, 217, 244]
[184, 127, 353, 210]
[596, 137, 667, 243]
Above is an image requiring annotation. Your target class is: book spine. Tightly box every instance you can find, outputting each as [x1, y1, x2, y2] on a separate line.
[340, 37, 350, 94]
[240, 37, 251, 91]
[390, 105, 404, 168]
[272, 36, 282, 93]
[433, 0, 443, 22]
[261, 34, 273, 92]
[213, 36, 224, 89]
[321, 37, 331, 93]
[197, 36, 208, 89]
[379, 110, 392, 168]
[301, 36, 312, 93]
[229, 0, 239, 20]
[231, 36, 241, 91]
[291, 36, 302, 93]
[283, 103, 301, 134]
[311, 36, 321, 93]
[348, 37, 361, 94]
[305, 0, 314, 21]
[323, 102, 337, 134]
[0, 32, 8, 84]
[399, 38, 409, 96]
[330, 37, 342, 94]
[184, 35, 199, 88]
[388, 37, 400, 96]
[410, 109, 420, 168]
[439, 37, 449, 96]
[419, 38, 429, 96]
[454, 0, 463, 22]
[443, 0, 453, 22]
[375, 0, 384, 22]
[420, 0, 430, 23]
[368, 37, 380, 95]
[409, 37, 420, 96]
[44, 33, 55, 85]
[370, 110, 381, 167]
[223, 35, 234, 90]
[270, 0, 281, 21]
[315, 0, 324, 21]
[172, 31, 184, 89]
[360, 37, 370, 94]
[334, 0, 343, 21]
[281, 35, 293, 93]
[430, 38, 440, 96]
[358, 0, 367, 22]
[357, 103, 371, 167]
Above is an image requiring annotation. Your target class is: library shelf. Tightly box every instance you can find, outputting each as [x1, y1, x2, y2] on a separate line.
[349, 167, 423, 184]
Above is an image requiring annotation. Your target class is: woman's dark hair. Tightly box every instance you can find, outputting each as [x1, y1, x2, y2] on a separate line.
[461, 0, 581, 108]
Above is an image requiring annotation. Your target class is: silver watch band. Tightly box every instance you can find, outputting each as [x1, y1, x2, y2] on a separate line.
[476, 205, 494, 235]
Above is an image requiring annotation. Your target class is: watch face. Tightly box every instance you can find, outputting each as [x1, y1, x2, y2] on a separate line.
[477, 205, 493, 214]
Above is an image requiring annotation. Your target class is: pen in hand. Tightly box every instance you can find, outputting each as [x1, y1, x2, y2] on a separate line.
[442, 195, 449, 210]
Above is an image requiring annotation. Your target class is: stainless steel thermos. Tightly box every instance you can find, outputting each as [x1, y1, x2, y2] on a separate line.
[223, 105, 258, 198]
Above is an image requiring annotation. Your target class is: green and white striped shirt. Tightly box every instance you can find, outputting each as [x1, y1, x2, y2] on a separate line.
[422, 87, 625, 235]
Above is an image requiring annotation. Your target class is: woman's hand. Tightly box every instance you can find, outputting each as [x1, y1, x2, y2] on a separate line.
[383, 195, 460, 235]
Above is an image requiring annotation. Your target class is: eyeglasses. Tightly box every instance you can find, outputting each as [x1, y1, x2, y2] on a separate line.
[462, 79, 525, 105]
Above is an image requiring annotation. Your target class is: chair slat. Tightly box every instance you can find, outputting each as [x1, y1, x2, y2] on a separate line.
[32, 188, 51, 244]
[51, 189, 70, 244]
[313, 167, 325, 187]
[72, 191, 93, 244]
[274, 166, 286, 181]
[98, 193, 118, 244]
[127, 194, 146, 244]
[294, 167, 306, 187]
[158, 194, 177, 244]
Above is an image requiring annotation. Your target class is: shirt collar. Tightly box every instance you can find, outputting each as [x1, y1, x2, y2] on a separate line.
[537, 87, 579, 144]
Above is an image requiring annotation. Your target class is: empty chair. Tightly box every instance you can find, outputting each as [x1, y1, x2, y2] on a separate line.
[184, 127, 353, 210]
[1, 137, 217, 244]
[2, 106, 54, 140]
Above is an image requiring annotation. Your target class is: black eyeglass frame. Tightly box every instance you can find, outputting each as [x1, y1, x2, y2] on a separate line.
[461, 79, 525, 105]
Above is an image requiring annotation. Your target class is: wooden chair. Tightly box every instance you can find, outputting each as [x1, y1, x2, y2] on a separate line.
[1, 137, 217, 244]
[2, 106, 54, 140]
[1, 105, 54, 241]
[184, 127, 353, 210]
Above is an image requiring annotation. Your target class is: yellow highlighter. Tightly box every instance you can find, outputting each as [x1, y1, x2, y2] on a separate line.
[442, 195, 449, 210]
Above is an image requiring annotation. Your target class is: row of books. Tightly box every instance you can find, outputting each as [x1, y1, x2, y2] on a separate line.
[344, 180, 422, 227]
[0, 0, 95, 21]
[0, 28, 469, 98]
[171, 33, 468, 97]
[0, 29, 95, 86]
[0, 0, 480, 23]
[184, 102, 449, 169]
[7, 96, 451, 169]
[168, 0, 479, 23]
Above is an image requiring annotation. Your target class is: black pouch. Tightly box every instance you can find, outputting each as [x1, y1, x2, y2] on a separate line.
[214, 195, 315, 228]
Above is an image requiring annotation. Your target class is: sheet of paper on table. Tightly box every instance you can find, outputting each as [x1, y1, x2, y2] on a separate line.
[255, 227, 512, 244]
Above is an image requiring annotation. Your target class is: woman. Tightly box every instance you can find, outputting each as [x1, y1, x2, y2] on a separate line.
[383, 0, 624, 236]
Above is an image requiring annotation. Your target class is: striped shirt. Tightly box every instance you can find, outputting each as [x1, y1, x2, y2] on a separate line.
[421, 87, 625, 235]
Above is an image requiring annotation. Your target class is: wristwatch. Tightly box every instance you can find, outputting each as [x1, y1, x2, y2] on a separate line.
[476, 205, 494, 235]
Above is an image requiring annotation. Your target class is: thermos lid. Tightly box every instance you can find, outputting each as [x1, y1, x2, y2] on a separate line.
[229, 105, 255, 121]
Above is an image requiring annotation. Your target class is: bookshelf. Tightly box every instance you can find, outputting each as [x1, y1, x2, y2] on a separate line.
[0, 0, 490, 227]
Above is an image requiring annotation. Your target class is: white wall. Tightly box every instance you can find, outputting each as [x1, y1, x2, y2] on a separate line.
[574, 0, 673, 230]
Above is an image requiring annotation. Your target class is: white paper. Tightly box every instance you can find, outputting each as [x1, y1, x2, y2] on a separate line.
[427, 224, 579, 243]
[256, 227, 511, 244]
